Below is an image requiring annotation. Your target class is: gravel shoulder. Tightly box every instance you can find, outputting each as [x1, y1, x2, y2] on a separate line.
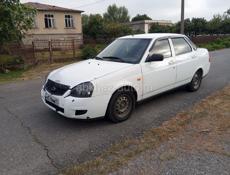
[63, 85, 230, 175]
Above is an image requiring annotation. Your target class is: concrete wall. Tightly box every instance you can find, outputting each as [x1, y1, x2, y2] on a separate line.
[127, 20, 173, 34]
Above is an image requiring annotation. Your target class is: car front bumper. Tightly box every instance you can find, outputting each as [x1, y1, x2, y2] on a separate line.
[41, 88, 110, 119]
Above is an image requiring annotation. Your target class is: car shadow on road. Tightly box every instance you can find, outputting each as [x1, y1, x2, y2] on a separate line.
[44, 86, 188, 128]
[136, 86, 187, 107]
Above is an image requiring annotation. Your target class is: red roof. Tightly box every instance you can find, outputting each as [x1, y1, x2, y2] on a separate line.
[24, 2, 83, 13]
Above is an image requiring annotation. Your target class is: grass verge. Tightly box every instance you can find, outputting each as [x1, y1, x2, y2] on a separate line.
[198, 37, 230, 51]
[0, 61, 76, 84]
[62, 85, 230, 175]
[0, 70, 25, 83]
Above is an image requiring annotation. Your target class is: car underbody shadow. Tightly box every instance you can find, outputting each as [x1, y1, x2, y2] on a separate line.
[136, 85, 187, 108]
[47, 85, 188, 127]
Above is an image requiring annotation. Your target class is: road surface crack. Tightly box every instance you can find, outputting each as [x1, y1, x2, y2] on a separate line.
[4, 107, 60, 171]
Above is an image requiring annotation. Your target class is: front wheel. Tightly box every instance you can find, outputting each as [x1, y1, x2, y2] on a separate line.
[187, 70, 203, 92]
[106, 89, 135, 123]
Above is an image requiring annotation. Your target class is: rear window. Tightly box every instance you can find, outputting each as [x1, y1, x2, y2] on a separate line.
[171, 38, 192, 56]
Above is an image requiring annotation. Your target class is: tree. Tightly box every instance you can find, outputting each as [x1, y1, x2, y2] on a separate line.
[190, 18, 207, 36]
[83, 14, 104, 39]
[207, 15, 222, 34]
[175, 19, 193, 35]
[221, 17, 230, 34]
[149, 23, 173, 33]
[82, 14, 89, 28]
[104, 22, 132, 38]
[0, 0, 36, 46]
[103, 4, 130, 23]
[131, 14, 152, 21]
[227, 8, 230, 15]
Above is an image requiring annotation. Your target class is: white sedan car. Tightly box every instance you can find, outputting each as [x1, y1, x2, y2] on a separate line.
[41, 33, 210, 122]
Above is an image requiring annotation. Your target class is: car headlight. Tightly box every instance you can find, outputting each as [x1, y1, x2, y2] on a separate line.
[70, 82, 94, 98]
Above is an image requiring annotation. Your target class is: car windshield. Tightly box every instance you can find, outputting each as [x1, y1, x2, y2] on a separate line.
[97, 38, 151, 64]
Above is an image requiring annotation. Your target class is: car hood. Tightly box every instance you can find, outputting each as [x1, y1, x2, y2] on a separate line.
[48, 59, 132, 88]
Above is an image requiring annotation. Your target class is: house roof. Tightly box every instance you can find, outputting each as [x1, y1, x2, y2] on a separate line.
[24, 2, 84, 13]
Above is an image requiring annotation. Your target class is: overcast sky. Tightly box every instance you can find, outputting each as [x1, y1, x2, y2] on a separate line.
[21, 0, 230, 22]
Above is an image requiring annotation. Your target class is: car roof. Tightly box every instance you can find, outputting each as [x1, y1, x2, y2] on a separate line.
[119, 33, 185, 39]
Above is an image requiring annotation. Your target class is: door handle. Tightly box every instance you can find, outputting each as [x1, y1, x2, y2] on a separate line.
[191, 55, 196, 59]
[168, 60, 174, 65]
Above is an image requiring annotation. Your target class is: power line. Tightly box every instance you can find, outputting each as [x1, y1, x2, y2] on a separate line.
[76, 0, 109, 8]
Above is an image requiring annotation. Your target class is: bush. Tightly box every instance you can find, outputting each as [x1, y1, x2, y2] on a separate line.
[104, 22, 133, 38]
[0, 54, 24, 72]
[0, 55, 21, 64]
[81, 44, 105, 59]
[81, 44, 106, 59]
[81, 45, 98, 59]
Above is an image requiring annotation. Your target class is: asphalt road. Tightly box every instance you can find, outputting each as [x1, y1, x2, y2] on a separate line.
[0, 49, 230, 175]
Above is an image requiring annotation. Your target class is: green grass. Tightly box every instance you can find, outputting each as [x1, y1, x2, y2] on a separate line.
[0, 54, 23, 65]
[0, 70, 25, 83]
[198, 37, 230, 51]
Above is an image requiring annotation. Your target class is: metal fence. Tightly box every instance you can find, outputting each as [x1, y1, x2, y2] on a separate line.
[3, 34, 230, 66]
[6, 39, 82, 65]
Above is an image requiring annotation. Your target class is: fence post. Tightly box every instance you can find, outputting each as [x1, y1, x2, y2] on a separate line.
[32, 41, 36, 64]
[72, 39, 76, 58]
[49, 40, 53, 63]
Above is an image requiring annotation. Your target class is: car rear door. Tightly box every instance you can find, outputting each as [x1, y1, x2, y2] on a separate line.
[171, 37, 197, 83]
[141, 38, 176, 99]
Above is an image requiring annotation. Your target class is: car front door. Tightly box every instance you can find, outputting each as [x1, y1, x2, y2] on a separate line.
[141, 38, 176, 99]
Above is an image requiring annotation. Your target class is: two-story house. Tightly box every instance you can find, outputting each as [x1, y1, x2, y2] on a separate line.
[23, 2, 83, 45]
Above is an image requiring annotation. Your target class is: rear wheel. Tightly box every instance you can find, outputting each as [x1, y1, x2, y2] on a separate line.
[187, 70, 203, 92]
[107, 89, 135, 123]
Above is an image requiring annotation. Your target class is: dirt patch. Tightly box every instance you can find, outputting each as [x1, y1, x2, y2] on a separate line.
[62, 85, 230, 175]
[20, 61, 76, 81]
[0, 61, 76, 83]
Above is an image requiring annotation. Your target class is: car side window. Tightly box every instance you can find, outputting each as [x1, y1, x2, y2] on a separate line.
[149, 39, 172, 58]
[171, 37, 192, 56]
[186, 37, 197, 51]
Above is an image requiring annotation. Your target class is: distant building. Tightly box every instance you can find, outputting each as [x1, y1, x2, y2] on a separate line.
[23, 2, 83, 44]
[127, 20, 173, 33]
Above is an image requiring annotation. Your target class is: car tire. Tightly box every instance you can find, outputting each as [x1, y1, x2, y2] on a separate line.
[106, 89, 135, 123]
[187, 70, 203, 92]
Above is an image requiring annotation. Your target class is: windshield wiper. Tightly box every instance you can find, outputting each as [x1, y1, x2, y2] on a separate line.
[95, 56, 104, 60]
[102, 56, 125, 62]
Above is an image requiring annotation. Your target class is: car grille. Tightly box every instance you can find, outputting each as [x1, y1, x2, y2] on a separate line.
[45, 79, 70, 96]
[45, 100, 64, 113]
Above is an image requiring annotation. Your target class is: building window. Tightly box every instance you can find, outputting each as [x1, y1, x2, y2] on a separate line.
[44, 14, 55, 28]
[65, 15, 74, 28]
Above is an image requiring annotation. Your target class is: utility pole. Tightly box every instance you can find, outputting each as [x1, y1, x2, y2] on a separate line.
[180, 0, 185, 34]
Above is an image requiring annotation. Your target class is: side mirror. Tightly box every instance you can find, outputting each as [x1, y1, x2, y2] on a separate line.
[146, 54, 164, 62]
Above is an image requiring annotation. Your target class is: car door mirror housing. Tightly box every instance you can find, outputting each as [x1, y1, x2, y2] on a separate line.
[146, 54, 164, 62]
